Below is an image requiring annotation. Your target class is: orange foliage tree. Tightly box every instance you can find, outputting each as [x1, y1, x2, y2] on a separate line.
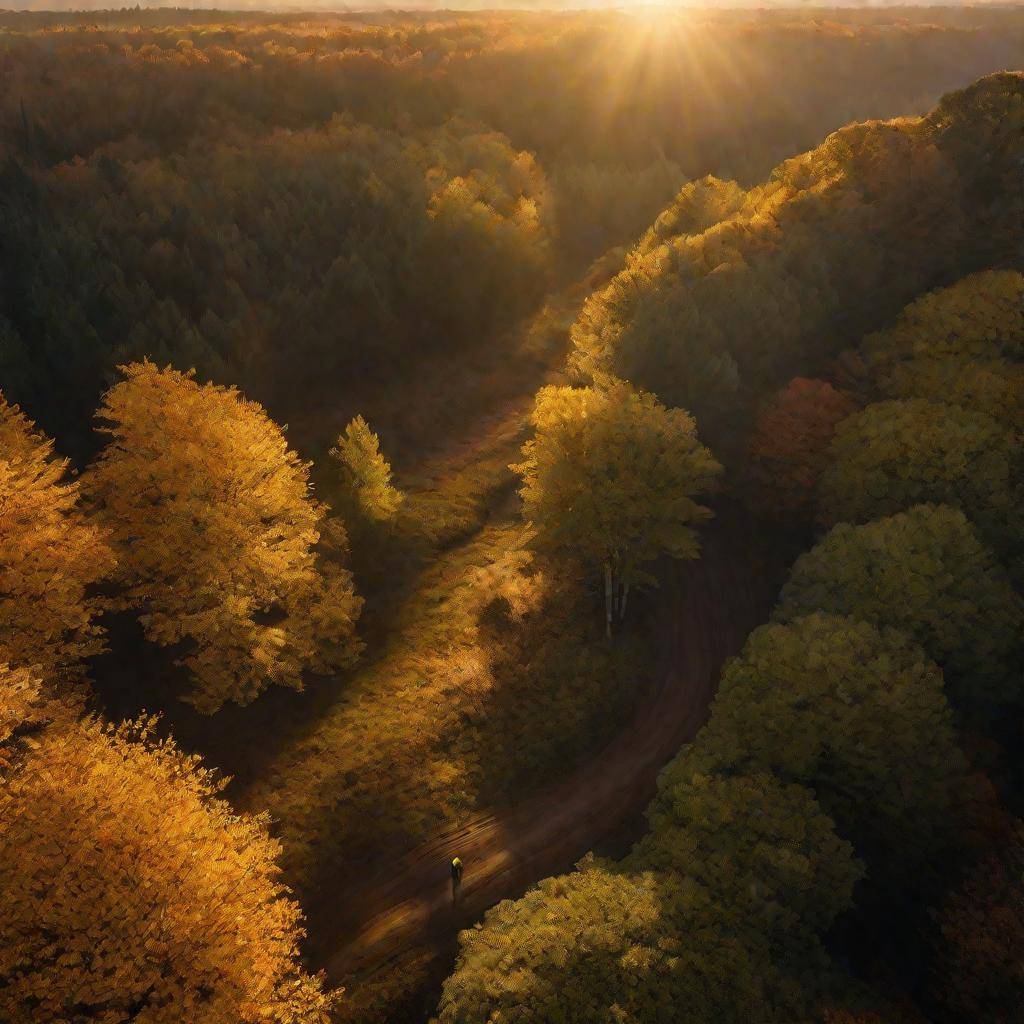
[85, 362, 363, 713]
[745, 378, 859, 516]
[0, 711, 337, 1023]
[931, 825, 1024, 1024]
[0, 396, 113, 679]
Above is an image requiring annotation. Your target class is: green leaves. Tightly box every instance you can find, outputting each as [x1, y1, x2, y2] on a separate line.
[437, 773, 861, 1024]
[660, 614, 969, 886]
[776, 505, 1023, 708]
[818, 398, 1022, 555]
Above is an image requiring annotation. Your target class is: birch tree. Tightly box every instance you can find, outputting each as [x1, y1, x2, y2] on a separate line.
[513, 381, 721, 636]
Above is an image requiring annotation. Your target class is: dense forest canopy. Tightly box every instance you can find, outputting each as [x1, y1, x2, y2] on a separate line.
[3, 8, 1024, 1024]
[438, 62, 1024, 1024]
[3, 6, 1024, 457]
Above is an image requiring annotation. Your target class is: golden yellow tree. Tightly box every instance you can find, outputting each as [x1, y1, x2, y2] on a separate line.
[0, 712, 337, 1024]
[330, 415, 404, 522]
[85, 362, 363, 713]
[0, 662, 46, 772]
[514, 380, 721, 635]
[0, 396, 113, 679]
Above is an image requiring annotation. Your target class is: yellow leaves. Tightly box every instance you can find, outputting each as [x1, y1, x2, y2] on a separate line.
[0, 714, 338, 1023]
[514, 381, 721, 588]
[330, 415, 404, 522]
[0, 396, 114, 680]
[85, 362, 362, 713]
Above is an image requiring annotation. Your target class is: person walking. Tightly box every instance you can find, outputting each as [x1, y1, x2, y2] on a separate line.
[450, 855, 464, 907]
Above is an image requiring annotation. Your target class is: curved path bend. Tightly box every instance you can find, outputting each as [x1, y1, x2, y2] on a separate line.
[314, 523, 777, 997]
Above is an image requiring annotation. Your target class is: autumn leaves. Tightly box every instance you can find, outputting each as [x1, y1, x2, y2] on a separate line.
[0, 362, 365, 714]
[0, 364, 352, 1023]
[514, 381, 722, 635]
[86, 362, 364, 713]
[0, 398, 112, 683]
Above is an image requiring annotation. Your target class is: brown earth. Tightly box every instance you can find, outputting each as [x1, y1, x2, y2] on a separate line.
[311, 520, 781, 1005]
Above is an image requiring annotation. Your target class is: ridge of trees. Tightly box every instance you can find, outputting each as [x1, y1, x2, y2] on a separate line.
[438, 73, 1024, 1024]
[569, 73, 1024, 451]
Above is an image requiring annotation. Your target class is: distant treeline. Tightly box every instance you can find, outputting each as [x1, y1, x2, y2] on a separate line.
[1, 7, 1021, 454]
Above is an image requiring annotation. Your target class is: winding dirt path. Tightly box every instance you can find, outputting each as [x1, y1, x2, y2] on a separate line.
[312, 522, 777, 997]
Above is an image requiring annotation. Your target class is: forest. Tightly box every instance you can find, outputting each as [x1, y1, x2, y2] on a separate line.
[2, 6, 1024, 1024]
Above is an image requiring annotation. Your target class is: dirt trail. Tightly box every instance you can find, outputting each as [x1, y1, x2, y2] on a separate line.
[313, 524, 774, 996]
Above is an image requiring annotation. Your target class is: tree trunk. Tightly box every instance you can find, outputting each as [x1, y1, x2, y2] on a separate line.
[604, 563, 613, 639]
[620, 581, 629, 621]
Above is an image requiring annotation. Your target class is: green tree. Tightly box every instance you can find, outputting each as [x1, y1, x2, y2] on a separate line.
[775, 505, 1023, 707]
[856, 270, 1024, 433]
[862, 269, 1024, 378]
[513, 380, 722, 636]
[875, 355, 1024, 434]
[85, 362, 363, 713]
[817, 398, 1021, 554]
[851, 266, 1024, 430]
[660, 614, 968, 884]
[330, 415, 403, 522]
[437, 772, 861, 1024]
[632, 772, 862, 936]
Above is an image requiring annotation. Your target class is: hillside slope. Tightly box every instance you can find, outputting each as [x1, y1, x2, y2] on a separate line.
[571, 72, 1024, 449]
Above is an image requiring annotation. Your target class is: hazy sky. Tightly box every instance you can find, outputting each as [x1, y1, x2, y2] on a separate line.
[2, 0, 1014, 10]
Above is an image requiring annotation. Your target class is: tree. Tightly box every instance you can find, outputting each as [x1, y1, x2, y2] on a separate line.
[513, 380, 722, 636]
[437, 773, 861, 1024]
[775, 505, 1023, 707]
[817, 398, 1021, 554]
[330, 415, 403, 522]
[875, 354, 1024, 434]
[856, 270, 1024, 433]
[862, 269, 1024, 379]
[662, 614, 968, 884]
[85, 362, 363, 713]
[931, 824, 1024, 1024]
[0, 396, 113, 679]
[745, 378, 859, 516]
[0, 713, 336, 1024]
[566, 86, 984, 449]
[632, 772, 862, 938]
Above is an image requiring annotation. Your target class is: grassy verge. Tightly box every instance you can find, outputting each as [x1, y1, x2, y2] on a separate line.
[232, 271, 648, 913]
[237, 483, 645, 904]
